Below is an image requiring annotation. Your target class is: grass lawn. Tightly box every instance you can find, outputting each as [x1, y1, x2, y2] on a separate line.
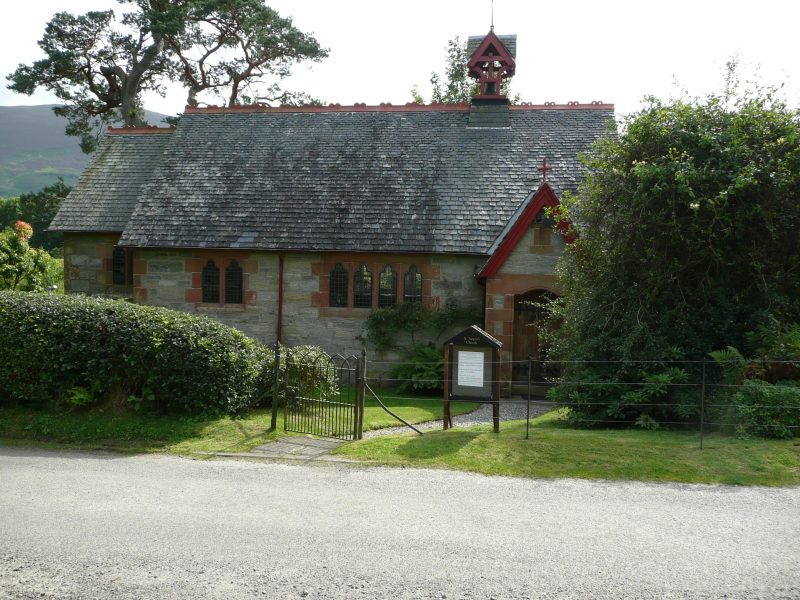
[0, 406, 285, 454]
[0, 392, 475, 454]
[362, 389, 477, 431]
[334, 409, 800, 486]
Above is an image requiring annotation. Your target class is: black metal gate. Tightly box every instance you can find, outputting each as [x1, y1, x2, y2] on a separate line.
[283, 350, 365, 441]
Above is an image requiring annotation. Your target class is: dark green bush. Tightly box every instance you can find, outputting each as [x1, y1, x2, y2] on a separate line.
[388, 344, 444, 394]
[549, 363, 701, 428]
[0, 291, 270, 414]
[729, 380, 800, 439]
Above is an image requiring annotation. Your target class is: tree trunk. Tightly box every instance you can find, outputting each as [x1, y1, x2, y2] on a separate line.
[122, 35, 166, 126]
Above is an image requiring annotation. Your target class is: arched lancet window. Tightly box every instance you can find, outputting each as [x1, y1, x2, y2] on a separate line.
[403, 265, 423, 303]
[353, 265, 373, 308]
[202, 260, 220, 303]
[378, 265, 397, 308]
[225, 260, 244, 304]
[112, 246, 128, 285]
[329, 263, 348, 307]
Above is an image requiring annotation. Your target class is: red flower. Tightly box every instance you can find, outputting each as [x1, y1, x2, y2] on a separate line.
[13, 220, 33, 241]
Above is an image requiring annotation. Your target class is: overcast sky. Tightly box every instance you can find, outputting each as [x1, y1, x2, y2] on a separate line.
[1, 0, 798, 118]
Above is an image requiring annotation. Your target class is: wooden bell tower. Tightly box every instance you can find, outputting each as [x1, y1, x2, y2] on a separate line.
[467, 31, 516, 99]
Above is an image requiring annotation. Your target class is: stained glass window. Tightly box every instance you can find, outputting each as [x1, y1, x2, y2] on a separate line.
[329, 263, 348, 307]
[225, 260, 244, 304]
[378, 265, 397, 308]
[353, 265, 373, 308]
[202, 260, 220, 303]
[112, 247, 127, 285]
[403, 265, 422, 303]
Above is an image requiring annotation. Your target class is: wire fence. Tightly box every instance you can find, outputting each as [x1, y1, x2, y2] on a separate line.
[285, 352, 800, 447]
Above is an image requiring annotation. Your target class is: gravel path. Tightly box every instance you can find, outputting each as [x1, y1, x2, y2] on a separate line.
[1, 447, 798, 599]
[364, 397, 554, 437]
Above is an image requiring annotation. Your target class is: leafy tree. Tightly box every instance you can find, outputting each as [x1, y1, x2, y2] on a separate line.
[0, 180, 71, 252]
[0, 197, 21, 231]
[411, 36, 518, 104]
[17, 180, 71, 252]
[412, 37, 478, 104]
[169, 0, 327, 107]
[0, 222, 50, 291]
[548, 73, 800, 426]
[7, 1, 327, 152]
[7, 2, 184, 152]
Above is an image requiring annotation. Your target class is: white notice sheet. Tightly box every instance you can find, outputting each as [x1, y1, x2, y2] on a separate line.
[457, 351, 484, 387]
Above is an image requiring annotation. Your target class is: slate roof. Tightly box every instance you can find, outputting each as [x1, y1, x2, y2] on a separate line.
[49, 130, 174, 232]
[114, 104, 612, 254]
[467, 34, 517, 59]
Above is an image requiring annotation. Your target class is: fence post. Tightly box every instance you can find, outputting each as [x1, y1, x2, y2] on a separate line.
[492, 347, 501, 434]
[700, 358, 707, 450]
[271, 341, 281, 431]
[526, 354, 532, 440]
[354, 349, 366, 440]
[443, 343, 453, 430]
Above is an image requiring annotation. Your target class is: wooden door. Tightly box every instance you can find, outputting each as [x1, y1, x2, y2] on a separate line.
[512, 290, 556, 380]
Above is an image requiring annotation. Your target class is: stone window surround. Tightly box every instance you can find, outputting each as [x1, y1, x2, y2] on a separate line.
[313, 255, 440, 318]
[130, 250, 257, 308]
[190, 253, 255, 309]
[112, 246, 134, 286]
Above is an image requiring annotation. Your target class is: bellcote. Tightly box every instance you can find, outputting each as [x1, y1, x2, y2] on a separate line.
[466, 32, 516, 128]
[466, 31, 517, 99]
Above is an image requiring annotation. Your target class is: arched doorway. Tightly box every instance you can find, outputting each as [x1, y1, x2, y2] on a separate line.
[512, 289, 557, 381]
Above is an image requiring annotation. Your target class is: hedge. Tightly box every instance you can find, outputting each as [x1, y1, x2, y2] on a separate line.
[0, 291, 271, 414]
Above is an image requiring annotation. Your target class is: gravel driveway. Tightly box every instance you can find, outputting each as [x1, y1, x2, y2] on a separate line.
[2, 447, 798, 599]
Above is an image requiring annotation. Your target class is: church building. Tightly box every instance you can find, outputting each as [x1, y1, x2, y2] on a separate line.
[50, 31, 613, 377]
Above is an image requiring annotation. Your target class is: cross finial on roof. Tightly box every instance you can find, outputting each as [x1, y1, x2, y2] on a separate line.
[490, 0, 494, 31]
[538, 158, 552, 183]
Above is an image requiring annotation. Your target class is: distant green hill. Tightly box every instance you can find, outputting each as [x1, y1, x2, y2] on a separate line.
[0, 105, 170, 197]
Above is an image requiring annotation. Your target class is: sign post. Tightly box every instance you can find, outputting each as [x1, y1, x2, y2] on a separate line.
[442, 325, 503, 433]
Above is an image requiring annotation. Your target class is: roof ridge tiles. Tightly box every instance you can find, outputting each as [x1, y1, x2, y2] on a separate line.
[184, 102, 613, 115]
[107, 125, 176, 135]
[185, 103, 470, 114]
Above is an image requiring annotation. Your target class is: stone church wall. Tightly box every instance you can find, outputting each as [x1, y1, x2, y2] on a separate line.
[62, 232, 131, 297]
[131, 249, 485, 361]
[484, 224, 564, 368]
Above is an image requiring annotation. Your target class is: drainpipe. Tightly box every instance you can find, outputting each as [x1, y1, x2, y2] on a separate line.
[276, 252, 284, 343]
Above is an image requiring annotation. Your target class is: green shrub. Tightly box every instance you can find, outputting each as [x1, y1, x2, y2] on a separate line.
[549, 363, 701, 428]
[0, 291, 271, 415]
[263, 344, 340, 403]
[729, 380, 800, 439]
[0, 222, 50, 291]
[365, 301, 481, 353]
[389, 344, 444, 394]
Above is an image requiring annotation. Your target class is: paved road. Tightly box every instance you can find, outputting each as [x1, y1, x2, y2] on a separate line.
[1, 448, 798, 599]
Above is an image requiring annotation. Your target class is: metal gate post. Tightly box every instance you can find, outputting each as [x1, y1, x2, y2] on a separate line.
[359, 349, 366, 439]
[283, 347, 290, 432]
[271, 341, 281, 431]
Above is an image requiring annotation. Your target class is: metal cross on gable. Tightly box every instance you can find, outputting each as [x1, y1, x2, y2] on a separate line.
[538, 158, 552, 183]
